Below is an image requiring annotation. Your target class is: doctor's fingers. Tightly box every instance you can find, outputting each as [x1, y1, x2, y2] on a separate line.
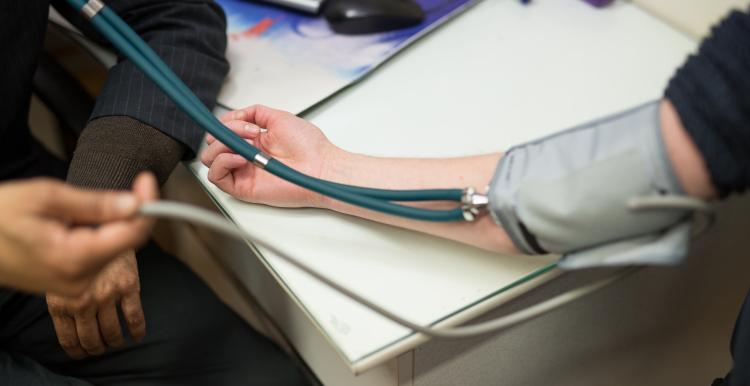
[207, 153, 249, 194]
[201, 137, 255, 168]
[206, 120, 262, 145]
[39, 182, 139, 225]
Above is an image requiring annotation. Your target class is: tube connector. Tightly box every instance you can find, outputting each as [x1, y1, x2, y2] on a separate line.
[461, 187, 489, 221]
[252, 152, 271, 169]
[81, 0, 105, 19]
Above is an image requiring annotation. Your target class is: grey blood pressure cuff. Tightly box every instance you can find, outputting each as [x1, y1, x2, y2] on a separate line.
[488, 101, 694, 268]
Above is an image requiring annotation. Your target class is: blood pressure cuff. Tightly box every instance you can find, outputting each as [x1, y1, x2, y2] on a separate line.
[488, 101, 694, 268]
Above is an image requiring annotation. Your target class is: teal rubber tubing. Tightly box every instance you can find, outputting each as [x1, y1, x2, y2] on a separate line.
[322, 181, 463, 202]
[70, 1, 465, 219]
[94, 3, 463, 203]
[268, 160, 466, 221]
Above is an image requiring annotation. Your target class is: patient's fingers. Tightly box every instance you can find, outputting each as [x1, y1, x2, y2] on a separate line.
[232, 105, 294, 130]
[219, 110, 242, 123]
[201, 138, 255, 167]
[201, 141, 231, 167]
[219, 109, 262, 123]
[206, 120, 262, 145]
[207, 153, 249, 194]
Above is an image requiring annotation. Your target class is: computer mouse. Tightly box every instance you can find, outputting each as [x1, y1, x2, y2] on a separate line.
[323, 0, 425, 35]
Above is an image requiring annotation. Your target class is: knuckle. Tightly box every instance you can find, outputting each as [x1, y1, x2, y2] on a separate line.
[70, 297, 93, 314]
[93, 289, 114, 304]
[254, 105, 268, 116]
[102, 329, 122, 344]
[70, 304, 87, 315]
[58, 337, 79, 350]
[46, 301, 66, 315]
[119, 276, 139, 293]
[47, 295, 74, 311]
[125, 310, 144, 326]
[67, 279, 92, 297]
[207, 169, 218, 183]
[79, 339, 103, 353]
[214, 153, 230, 164]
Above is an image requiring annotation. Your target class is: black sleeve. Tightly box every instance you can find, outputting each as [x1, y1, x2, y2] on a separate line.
[664, 9, 750, 198]
[51, 0, 230, 157]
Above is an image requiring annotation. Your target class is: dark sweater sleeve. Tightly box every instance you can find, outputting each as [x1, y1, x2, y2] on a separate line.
[51, 0, 229, 156]
[664, 9, 750, 198]
[67, 116, 184, 190]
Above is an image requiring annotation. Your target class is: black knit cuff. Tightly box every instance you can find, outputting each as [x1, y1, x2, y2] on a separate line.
[67, 116, 186, 190]
[664, 10, 750, 198]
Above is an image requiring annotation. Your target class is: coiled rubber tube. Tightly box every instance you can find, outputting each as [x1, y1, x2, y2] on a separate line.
[79, 0, 466, 208]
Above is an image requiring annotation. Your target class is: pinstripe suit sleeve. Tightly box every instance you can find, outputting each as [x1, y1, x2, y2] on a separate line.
[53, 0, 230, 156]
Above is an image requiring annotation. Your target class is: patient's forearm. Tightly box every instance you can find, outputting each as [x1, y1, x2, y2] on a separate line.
[323, 152, 501, 194]
[320, 151, 519, 253]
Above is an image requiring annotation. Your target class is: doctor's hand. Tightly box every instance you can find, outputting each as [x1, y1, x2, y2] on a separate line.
[0, 173, 155, 297]
[45, 173, 157, 359]
[201, 104, 342, 208]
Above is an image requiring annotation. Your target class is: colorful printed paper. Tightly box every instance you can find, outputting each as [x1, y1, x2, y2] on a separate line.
[216, 0, 478, 113]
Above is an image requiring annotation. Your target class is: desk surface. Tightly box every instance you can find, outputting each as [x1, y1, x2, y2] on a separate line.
[191, 0, 695, 374]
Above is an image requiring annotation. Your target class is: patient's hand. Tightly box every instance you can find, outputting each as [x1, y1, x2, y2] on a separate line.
[201, 105, 340, 208]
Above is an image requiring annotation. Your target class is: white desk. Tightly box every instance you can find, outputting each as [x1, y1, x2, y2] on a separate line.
[188, 1, 711, 385]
